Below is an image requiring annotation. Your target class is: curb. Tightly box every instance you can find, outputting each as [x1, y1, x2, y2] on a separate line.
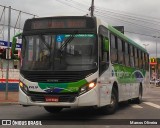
[0, 102, 19, 105]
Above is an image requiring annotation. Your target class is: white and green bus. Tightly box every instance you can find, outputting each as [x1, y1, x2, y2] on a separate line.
[19, 16, 149, 114]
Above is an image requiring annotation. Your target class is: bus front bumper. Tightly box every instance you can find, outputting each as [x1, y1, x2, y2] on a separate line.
[19, 88, 99, 107]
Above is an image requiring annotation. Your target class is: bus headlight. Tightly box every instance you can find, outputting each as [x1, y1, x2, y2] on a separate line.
[80, 85, 88, 94]
[19, 81, 28, 94]
[79, 80, 97, 95]
[88, 82, 96, 89]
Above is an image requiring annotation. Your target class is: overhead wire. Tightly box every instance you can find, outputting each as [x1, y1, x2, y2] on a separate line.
[55, 0, 160, 39]
[124, 31, 156, 38]
[56, 0, 160, 33]
[68, 0, 160, 29]
[95, 8, 160, 27]
[70, 0, 160, 30]
[95, 7, 160, 23]
[55, 0, 87, 13]
[0, 4, 38, 17]
[95, 11, 160, 32]
[70, 0, 160, 23]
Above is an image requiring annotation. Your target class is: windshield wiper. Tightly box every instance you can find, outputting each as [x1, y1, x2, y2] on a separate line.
[59, 31, 78, 54]
[39, 35, 51, 52]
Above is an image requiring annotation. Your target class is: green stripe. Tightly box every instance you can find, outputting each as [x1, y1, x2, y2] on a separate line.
[38, 79, 87, 93]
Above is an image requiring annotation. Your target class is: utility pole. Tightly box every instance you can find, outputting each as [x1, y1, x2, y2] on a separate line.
[153, 35, 160, 80]
[5, 6, 11, 100]
[90, 0, 94, 17]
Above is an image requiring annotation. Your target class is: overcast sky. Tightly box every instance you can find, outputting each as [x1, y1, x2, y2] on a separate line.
[0, 0, 160, 57]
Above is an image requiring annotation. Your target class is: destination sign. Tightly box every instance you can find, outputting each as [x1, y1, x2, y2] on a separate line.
[31, 19, 87, 29]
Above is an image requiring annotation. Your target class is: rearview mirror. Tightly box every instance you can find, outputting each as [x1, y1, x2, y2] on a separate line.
[103, 38, 109, 52]
[11, 33, 22, 60]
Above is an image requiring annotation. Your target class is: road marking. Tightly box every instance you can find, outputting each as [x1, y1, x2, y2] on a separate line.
[143, 102, 160, 109]
[131, 104, 143, 108]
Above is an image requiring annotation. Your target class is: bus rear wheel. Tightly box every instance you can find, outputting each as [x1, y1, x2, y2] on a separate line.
[134, 85, 143, 104]
[101, 88, 118, 114]
[44, 106, 63, 113]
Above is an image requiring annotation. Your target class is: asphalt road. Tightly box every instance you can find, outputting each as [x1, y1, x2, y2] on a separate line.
[0, 85, 160, 128]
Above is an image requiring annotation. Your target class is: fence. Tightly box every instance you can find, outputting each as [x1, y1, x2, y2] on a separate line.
[0, 59, 19, 91]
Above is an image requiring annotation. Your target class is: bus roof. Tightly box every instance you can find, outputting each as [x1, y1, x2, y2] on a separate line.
[108, 25, 148, 54]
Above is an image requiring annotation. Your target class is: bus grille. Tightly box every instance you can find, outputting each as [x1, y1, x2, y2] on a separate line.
[20, 70, 96, 83]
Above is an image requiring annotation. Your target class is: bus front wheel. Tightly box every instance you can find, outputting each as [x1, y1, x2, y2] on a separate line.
[101, 88, 118, 114]
[44, 106, 63, 113]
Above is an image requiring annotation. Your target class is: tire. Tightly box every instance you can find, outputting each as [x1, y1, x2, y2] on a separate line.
[134, 85, 143, 104]
[44, 106, 63, 113]
[101, 88, 118, 115]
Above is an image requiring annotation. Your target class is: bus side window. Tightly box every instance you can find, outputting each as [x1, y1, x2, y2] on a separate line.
[129, 45, 135, 67]
[110, 34, 118, 63]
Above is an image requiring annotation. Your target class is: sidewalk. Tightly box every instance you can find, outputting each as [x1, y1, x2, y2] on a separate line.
[0, 91, 18, 105]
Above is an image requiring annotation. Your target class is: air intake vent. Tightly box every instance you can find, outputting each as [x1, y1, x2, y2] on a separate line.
[20, 70, 96, 83]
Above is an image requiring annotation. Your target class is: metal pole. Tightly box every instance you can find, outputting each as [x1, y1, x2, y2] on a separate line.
[5, 6, 11, 100]
[155, 36, 160, 79]
[153, 36, 158, 80]
[157, 36, 160, 79]
[156, 37, 157, 61]
[155, 37, 157, 85]
[156, 38, 157, 80]
[90, 0, 94, 17]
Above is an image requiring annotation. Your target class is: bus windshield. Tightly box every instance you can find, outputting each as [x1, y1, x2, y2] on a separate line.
[22, 34, 97, 71]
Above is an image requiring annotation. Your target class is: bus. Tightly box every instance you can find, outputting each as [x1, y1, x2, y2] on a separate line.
[18, 16, 149, 114]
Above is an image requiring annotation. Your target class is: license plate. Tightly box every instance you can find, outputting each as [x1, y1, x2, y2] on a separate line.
[45, 96, 59, 102]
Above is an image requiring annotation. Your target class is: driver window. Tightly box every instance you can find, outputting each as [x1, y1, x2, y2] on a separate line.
[99, 25, 109, 75]
[102, 37, 109, 62]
